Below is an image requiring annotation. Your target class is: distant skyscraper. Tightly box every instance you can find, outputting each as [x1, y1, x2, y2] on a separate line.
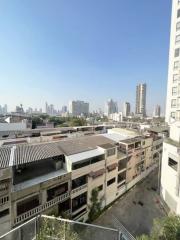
[62, 106, 67, 113]
[105, 99, 118, 116]
[135, 83, 146, 117]
[153, 105, 161, 118]
[69, 100, 89, 116]
[123, 102, 131, 117]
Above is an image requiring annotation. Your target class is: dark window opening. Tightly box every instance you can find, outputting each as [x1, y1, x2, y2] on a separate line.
[168, 157, 178, 171]
[17, 196, 39, 216]
[47, 182, 68, 201]
[0, 209, 9, 218]
[72, 155, 105, 170]
[72, 175, 87, 190]
[107, 178, 116, 186]
[72, 192, 87, 212]
[118, 172, 126, 183]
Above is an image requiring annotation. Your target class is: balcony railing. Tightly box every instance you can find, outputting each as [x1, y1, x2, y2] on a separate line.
[14, 192, 70, 225]
[71, 184, 88, 195]
[0, 215, 136, 240]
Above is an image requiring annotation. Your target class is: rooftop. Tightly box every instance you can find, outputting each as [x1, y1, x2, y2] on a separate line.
[58, 135, 115, 156]
[0, 135, 116, 168]
[148, 126, 169, 133]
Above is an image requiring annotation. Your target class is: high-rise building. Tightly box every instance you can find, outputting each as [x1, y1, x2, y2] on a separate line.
[135, 83, 146, 117]
[69, 100, 89, 116]
[123, 102, 131, 117]
[62, 105, 67, 113]
[161, 0, 180, 215]
[105, 99, 118, 116]
[153, 105, 161, 118]
[0, 105, 7, 115]
[165, 1, 180, 122]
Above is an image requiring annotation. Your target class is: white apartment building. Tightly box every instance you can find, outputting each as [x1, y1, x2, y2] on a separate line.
[69, 101, 89, 117]
[105, 99, 118, 116]
[161, 0, 180, 214]
[135, 84, 146, 117]
[123, 102, 131, 117]
[109, 112, 123, 122]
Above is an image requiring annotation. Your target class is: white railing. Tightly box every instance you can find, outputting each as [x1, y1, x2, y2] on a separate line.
[15, 192, 70, 225]
[71, 184, 87, 195]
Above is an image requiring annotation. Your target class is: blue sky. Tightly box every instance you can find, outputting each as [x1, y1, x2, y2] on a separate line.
[0, 0, 171, 114]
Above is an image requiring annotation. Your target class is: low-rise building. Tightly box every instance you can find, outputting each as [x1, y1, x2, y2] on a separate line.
[0, 131, 160, 235]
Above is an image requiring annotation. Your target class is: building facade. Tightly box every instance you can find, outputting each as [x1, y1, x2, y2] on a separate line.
[166, 0, 180, 123]
[135, 84, 146, 117]
[123, 102, 131, 117]
[161, 0, 180, 215]
[0, 129, 162, 235]
[69, 101, 89, 117]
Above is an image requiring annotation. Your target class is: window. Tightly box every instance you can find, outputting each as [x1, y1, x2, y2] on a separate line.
[173, 74, 179, 83]
[171, 99, 177, 108]
[0, 209, 9, 218]
[72, 192, 87, 212]
[172, 87, 177, 96]
[107, 148, 116, 157]
[168, 157, 178, 171]
[174, 61, 179, 69]
[97, 185, 103, 191]
[118, 172, 126, 183]
[176, 35, 180, 44]
[171, 112, 176, 118]
[177, 22, 180, 31]
[72, 175, 87, 190]
[175, 48, 180, 57]
[72, 155, 105, 170]
[177, 9, 180, 18]
[118, 158, 127, 171]
[47, 182, 68, 201]
[107, 177, 116, 186]
[17, 196, 39, 216]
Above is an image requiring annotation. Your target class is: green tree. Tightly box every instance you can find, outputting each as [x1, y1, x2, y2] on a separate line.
[37, 218, 80, 240]
[137, 215, 180, 240]
[88, 188, 102, 222]
[32, 117, 43, 129]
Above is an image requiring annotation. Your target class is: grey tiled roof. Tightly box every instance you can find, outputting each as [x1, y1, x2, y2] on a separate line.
[0, 135, 116, 168]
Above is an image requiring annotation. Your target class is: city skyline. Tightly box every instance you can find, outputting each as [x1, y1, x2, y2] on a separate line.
[0, 0, 171, 114]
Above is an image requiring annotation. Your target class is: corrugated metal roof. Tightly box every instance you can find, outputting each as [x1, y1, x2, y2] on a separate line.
[0, 146, 12, 168]
[13, 142, 63, 165]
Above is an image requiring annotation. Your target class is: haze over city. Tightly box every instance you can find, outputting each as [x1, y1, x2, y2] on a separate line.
[0, 0, 171, 114]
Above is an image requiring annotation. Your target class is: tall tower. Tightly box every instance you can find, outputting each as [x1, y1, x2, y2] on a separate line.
[105, 99, 118, 116]
[165, 0, 180, 123]
[123, 102, 131, 117]
[135, 83, 146, 117]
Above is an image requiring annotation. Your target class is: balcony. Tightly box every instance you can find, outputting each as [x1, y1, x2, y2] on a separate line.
[71, 183, 88, 195]
[14, 192, 70, 225]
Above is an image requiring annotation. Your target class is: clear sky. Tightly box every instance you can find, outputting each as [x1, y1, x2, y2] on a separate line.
[0, 0, 171, 114]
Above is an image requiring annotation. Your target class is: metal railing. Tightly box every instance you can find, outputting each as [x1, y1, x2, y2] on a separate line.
[15, 192, 70, 225]
[0, 215, 135, 240]
[71, 184, 88, 195]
